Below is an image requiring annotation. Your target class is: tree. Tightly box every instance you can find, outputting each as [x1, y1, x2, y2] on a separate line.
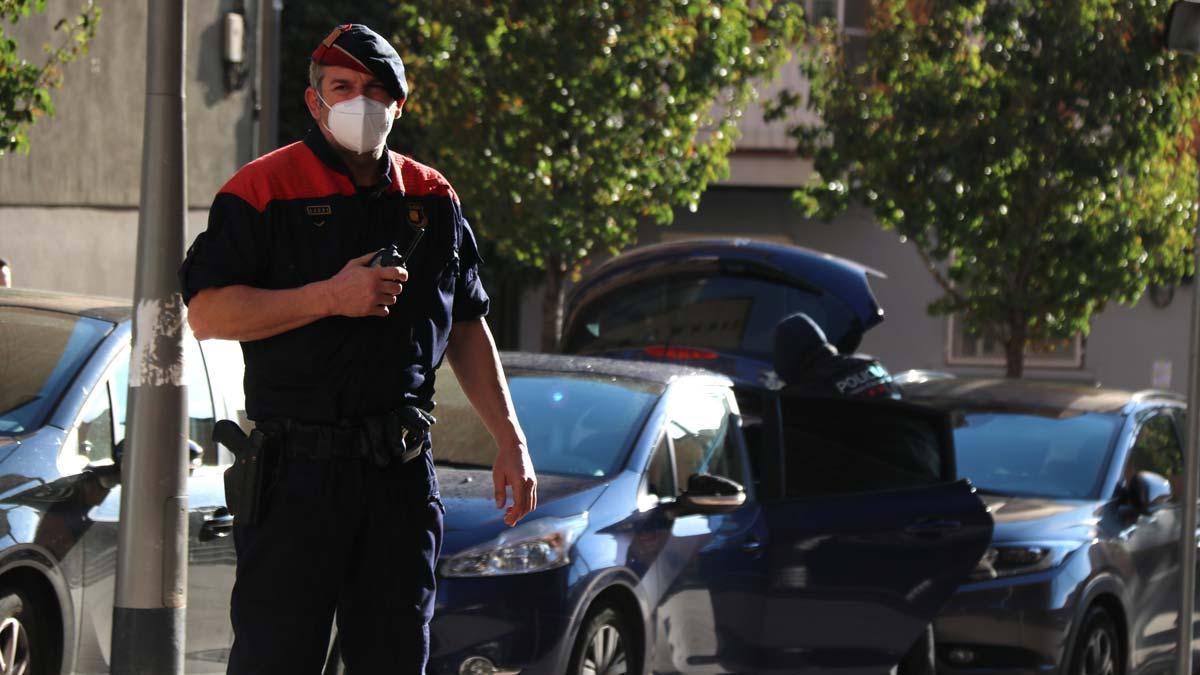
[0, 0, 99, 155]
[392, 1, 801, 350]
[786, 0, 1200, 377]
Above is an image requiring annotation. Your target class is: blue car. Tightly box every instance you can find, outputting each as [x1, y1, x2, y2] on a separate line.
[903, 375, 1195, 675]
[427, 352, 993, 675]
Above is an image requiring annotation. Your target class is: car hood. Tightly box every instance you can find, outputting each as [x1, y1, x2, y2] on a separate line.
[436, 467, 609, 554]
[981, 493, 1100, 543]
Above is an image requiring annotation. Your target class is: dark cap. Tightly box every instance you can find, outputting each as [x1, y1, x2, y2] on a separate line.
[311, 24, 408, 103]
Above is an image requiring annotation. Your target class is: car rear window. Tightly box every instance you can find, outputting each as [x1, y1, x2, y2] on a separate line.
[0, 307, 113, 436]
[434, 368, 661, 478]
[952, 412, 1121, 499]
[563, 274, 855, 362]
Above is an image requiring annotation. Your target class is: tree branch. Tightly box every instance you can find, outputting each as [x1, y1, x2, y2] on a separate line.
[912, 244, 965, 305]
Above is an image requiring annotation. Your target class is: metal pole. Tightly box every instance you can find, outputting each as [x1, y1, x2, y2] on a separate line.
[1179, 247, 1199, 675]
[1152, 5, 1200, 671]
[111, 0, 189, 672]
[256, 0, 282, 154]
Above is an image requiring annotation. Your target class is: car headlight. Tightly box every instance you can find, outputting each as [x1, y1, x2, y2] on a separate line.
[970, 541, 1082, 580]
[439, 513, 589, 578]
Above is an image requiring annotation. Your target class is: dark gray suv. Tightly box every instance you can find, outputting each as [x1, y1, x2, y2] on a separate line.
[903, 375, 1193, 675]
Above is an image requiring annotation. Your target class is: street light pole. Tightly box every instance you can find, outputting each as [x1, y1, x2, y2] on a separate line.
[110, 0, 189, 672]
[1168, 5, 1200, 674]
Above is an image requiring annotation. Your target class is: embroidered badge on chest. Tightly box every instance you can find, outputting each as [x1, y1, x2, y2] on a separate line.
[407, 203, 427, 229]
[306, 204, 332, 227]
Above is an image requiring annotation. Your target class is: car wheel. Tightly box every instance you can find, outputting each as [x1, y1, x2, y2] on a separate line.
[0, 586, 51, 675]
[1069, 606, 1123, 675]
[568, 605, 638, 675]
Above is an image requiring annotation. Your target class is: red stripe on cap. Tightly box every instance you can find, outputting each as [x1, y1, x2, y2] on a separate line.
[320, 43, 373, 76]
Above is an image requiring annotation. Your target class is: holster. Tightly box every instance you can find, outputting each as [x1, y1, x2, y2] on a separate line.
[361, 406, 434, 467]
[214, 420, 270, 526]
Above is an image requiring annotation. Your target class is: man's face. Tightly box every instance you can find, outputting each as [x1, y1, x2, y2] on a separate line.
[304, 65, 400, 129]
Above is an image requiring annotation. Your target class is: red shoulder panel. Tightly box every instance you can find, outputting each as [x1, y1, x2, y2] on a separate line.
[219, 142, 356, 212]
[390, 153, 459, 202]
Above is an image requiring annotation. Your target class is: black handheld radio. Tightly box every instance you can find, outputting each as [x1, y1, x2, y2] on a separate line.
[368, 219, 428, 268]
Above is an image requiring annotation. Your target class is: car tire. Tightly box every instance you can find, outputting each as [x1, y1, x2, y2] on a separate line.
[0, 586, 53, 675]
[1068, 606, 1124, 675]
[568, 604, 639, 675]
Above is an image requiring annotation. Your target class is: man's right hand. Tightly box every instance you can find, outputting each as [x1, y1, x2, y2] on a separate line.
[323, 251, 409, 317]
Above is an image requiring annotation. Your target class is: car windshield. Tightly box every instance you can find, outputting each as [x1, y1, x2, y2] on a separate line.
[951, 412, 1122, 499]
[0, 307, 113, 436]
[434, 368, 662, 478]
[564, 274, 855, 362]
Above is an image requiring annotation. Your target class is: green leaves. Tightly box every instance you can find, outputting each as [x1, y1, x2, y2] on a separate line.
[0, 0, 99, 155]
[390, 0, 801, 275]
[789, 0, 1200, 374]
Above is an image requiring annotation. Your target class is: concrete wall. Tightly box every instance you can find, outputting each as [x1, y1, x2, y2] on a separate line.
[0, 207, 210, 299]
[0, 0, 259, 209]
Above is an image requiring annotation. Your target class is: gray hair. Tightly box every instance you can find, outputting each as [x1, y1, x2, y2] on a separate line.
[308, 62, 325, 94]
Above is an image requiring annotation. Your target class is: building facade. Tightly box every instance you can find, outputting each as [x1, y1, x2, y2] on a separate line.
[0, 0, 275, 299]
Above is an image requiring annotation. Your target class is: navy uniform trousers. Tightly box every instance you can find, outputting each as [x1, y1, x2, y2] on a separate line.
[227, 443, 444, 674]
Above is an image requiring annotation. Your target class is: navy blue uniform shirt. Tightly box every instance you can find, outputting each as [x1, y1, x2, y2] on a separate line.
[180, 128, 490, 423]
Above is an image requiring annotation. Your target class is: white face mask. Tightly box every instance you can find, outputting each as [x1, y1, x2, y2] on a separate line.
[318, 93, 398, 154]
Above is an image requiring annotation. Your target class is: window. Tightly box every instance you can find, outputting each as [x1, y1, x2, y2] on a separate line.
[1126, 414, 1184, 499]
[780, 397, 946, 499]
[564, 274, 861, 360]
[946, 315, 1083, 369]
[109, 339, 218, 465]
[666, 389, 744, 489]
[953, 411, 1121, 499]
[434, 367, 662, 479]
[808, 0, 839, 24]
[0, 307, 112, 436]
[805, 0, 868, 31]
[645, 436, 676, 499]
[184, 338, 218, 465]
[76, 379, 114, 463]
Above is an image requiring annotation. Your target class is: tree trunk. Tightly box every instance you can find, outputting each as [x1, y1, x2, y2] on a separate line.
[540, 259, 566, 353]
[1004, 312, 1027, 379]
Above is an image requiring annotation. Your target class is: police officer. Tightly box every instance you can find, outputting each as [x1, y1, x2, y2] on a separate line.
[773, 312, 936, 675]
[180, 24, 537, 674]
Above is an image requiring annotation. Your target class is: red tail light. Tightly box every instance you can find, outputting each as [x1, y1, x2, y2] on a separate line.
[643, 346, 719, 361]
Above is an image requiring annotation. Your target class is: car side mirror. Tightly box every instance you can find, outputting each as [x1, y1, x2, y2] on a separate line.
[675, 473, 746, 515]
[1129, 470, 1173, 513]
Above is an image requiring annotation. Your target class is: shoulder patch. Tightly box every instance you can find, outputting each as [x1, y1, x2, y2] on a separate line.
[220, 142, 356, 212]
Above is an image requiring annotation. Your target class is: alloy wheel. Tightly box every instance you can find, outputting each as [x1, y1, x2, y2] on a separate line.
[0, 616, 30, 675]
[582, 624, 627, 675]
[1080, 624, 1116, 675]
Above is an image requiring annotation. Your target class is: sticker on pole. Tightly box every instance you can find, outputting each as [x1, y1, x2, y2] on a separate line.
[130, 294, 187, 387]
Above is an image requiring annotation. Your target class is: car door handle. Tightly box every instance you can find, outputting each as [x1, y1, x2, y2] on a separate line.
[742, 536, 763, 553]
[904, 519, 962, 537]
[200, 509, 235, 541]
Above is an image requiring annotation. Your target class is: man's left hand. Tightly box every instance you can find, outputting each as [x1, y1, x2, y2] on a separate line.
[493, 443, 537, 526]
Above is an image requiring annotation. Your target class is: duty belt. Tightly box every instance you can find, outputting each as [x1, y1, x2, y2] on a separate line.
[257, 409, 430, 466]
